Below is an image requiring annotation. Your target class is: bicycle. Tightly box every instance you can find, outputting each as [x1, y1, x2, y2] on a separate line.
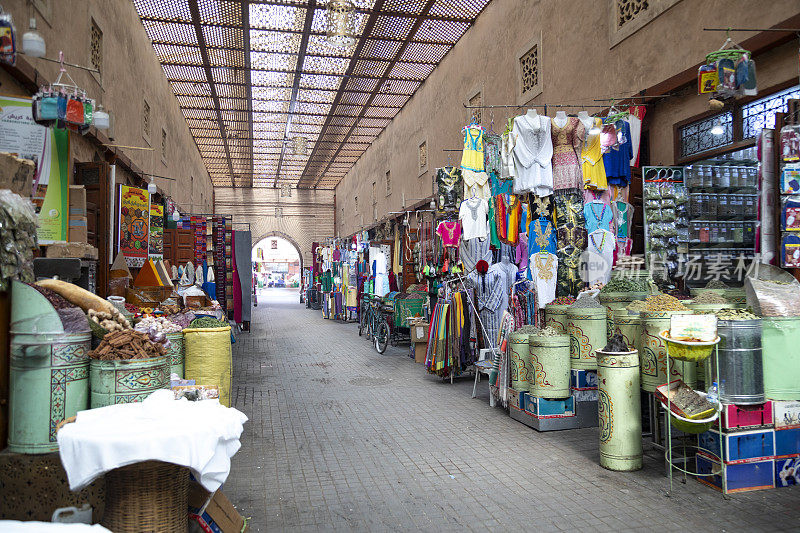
[358, 294, 381, 340]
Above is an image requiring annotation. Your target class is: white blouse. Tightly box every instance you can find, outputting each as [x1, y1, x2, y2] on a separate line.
[459, 197, 489, 241]
[512, 114, 554, 197]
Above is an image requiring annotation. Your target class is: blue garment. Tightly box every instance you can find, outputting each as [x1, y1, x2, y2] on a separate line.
[527, 218, 557, 255]
[489, 170, 513, 196]
[602, 120, 633, 186]
[583, 201, 613, 235]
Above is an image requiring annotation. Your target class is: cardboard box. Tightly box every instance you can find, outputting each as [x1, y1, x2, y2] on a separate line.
[775, 428, 800, 458]
[698, 428, 775, 464]
[572, 388, 599, 402]
[45, 242, 98, 259]
[774, 401, 800, 429]
[525, 395, 575, 418]
[696, 454, 774, 493]
[570, 369, 597, 390]
[68, 185, 87, 217]
[188, 481, 248, 533]
[0, 152, 34, 197]
[721, 401, 773, 431]
[413, 342, 426, 364]
[775, 456, 800, 488]
[68, 216, 88, 243]
[507, 387, 525, 412]
[410, 320, 429, 343]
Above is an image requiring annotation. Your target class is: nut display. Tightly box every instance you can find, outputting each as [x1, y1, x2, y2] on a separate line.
[644, 293, 688, 313]
[715, 308, 759, 321]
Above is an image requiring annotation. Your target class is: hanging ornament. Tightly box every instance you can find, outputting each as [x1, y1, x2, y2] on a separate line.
[292, 136, 307, 156]
[326, 1, 356, 49]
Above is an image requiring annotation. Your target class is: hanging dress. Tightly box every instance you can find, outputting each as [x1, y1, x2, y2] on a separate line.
[584, 201, 613, 234]
[530, 251, 558, 308]
[581, 117, 608, 190]
[461, 125, 485, 172]
[602, 120, 633, 187]
[551, 117, 585, 191]
[511, 114, 553, 196]
[495, 194, 522, 246]
[463, 169, 491, 199]
[436, 167, 463, 213]
[484, 132, 503, 175]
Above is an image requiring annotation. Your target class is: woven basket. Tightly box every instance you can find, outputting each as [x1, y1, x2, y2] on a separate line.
[102, 460, 189, 533]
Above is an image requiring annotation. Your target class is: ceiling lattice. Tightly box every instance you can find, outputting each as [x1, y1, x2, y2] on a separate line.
[133, 0, 492, 188]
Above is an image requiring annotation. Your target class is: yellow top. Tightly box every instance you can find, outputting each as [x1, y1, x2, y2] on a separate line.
[461, 126, 485, 172]
[581, 118, 608, 191]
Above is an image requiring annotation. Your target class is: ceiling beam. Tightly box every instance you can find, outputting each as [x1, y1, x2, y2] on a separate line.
[310, 0, 438, 188]
[187, 0, 235, 181]
[147, 29, 460, 47]
[160, 62, 428, 83]
[241, 0, 254, 188]
[274, 0, 317, 188]
[296, 0, 386, 189]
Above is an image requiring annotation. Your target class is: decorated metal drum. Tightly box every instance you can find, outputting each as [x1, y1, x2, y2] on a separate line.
[612, 309, 640, 353]
[566, 306, 606, 370]
[599, 291, 647, 339]
[762, 317, 800, 401]
[640, 310, 696, 392]
[8, 331, 91, 454]
[544, 304, 569, 334]
[508, 331, 530, 391]
[528, 334, 570, 399]
[165, 332, 185, 378]
[597, 349, 642, 471]
[90, 356, 169, 408]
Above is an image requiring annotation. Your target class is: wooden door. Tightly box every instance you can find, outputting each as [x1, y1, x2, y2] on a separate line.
[73, 162, 110, 296]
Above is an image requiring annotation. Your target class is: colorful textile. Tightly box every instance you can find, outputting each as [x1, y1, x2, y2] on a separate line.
[581, 117, 608, 190]
[551, 116, 585, 191]
[461, 125, 485, 172]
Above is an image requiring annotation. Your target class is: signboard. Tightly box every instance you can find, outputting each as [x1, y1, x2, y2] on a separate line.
[117, 185, 150, 267]
[149, 203, 164, 261]
[0, 95, 69, 243]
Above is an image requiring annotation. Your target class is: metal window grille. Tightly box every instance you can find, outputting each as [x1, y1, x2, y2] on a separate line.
[385, 170, 391, 196]
[418, 140, 427, 172]
[678, 112, 733, 159]
[90, 20, 102, 74]
[519, 45, 539, 95]
[143, 100, 151, 138]
[161, 129, 167, 160]
[468, 92, 482, 124]
[742, 84, 800, 140]
[616, 0, 649, 28]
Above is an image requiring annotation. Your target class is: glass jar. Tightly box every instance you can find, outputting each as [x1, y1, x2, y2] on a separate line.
[702, 166, 714, 188]
[749, 166, 759, 188]
[689, 193, 703, 217]
[730, 166, 742, 188]
[685, 166, 697, 188]
[709, 222, 719, 243]
[717, 194, 729, 218]
[699, 223, 710, 243]
[743, 222, 756, 247]
[705, 193, 718, 218]
[731, 221, 744, 244]
[730, 194, 743, 218]
[717, 222, 730, 242]
[718, 166, 731, 188]
[690, 221, 701, 242]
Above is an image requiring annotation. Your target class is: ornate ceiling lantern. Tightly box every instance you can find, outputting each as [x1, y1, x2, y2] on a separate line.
[326, 1, 357, 49]
[292, 136, 308, 156]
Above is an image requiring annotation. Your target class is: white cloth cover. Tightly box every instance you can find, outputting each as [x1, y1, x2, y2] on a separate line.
[512, 114, 553, 196]
[195, 264, 204, 287]
[57, 390, 248, 492]
[171, 265, 179, 279]
[206, 266, 215, 283]
[0, 523, 111, 532]
[459, 197, 489, 240]
[179, 261, 195, 286]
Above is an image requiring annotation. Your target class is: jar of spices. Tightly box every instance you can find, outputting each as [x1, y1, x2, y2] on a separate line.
[731, 221, 744, 244]
[699, 223, 710, 243]
[705, 193, 718, 218]
[709, 222, 720, 243]
[717, 221, 730, 242]
[744, 222, 755, 247]
[718, 166, 731, 188]
[743, 194, 757, 218]
[746, 166, 758, 188]
[690, 221, 701, 242]
[730, 166, 742, 188]
[685, 166, 698, 188]
[689, 193, 703, 217]
[702, 166, 714, 188]
[718, 194, 730, 218]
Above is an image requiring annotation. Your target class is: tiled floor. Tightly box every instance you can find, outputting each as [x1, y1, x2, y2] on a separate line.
[226, 288, 800, 532]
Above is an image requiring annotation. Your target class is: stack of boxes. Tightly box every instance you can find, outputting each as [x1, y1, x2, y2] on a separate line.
[505, 369, 598, 432]
[696, 400, 800, 492]
[408, 318, 429, 364]
[68, 185, 87, 243]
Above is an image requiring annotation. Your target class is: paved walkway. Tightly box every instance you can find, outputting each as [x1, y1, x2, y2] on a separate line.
[226, 288, 799, 532]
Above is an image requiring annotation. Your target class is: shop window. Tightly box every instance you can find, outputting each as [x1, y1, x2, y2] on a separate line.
[678, 112, 733, 159]
[90, 19, 102, 76]
[354, 196, 358, 212]
[372, 181, 377, 221]
[385, 170, 391, 197]
[742, 84, 800, 140]
[161, 129, 167, 163]
[418, 140, 427, 175]
[143, 100, 151, 140]
[516, 33, 542, 104]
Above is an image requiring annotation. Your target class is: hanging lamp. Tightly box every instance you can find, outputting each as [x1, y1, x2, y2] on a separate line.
[710, 119, 725, 136]
[22, 18, 46, 58]
[147, 176, 157, 195]
[326, 1, 357, 49]
[293, 136, 307, 156]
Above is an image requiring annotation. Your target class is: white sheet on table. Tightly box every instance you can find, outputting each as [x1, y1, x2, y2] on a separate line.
[0, 522, 111, 532]
[57, 390, 248, 492]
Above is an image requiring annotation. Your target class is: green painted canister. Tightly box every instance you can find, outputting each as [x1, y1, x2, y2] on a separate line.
[90, 356, 170, 408]
[599, 292, 647, 339]
[640, 310, 696, 392]
[165, 332, 185, 378]
[597, 349, 642, 471]
[508, 331, 530, 391]
[9, 331, 91, 454]
[528, 333, 571, 399]
[567, 306, 606, 370]
[762, 317, 800, 400]
[544, 304, 569, 334]
[612, 309, 640, 353]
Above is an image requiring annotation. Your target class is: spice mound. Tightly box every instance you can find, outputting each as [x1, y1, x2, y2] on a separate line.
[190, 316, 228, 328]
[644, 294, 688, 313]
[626, 300, 647, 313]
[705, 280, 729, 289]
[692, 291, 729, 304]
[550, 296, 576, 306]
[602, 334, 629, 353]
[569, 295, 603, 309]
[90, 330, 167, 360]
[601, 277, 649, 293]
[716, 309, 758, 321]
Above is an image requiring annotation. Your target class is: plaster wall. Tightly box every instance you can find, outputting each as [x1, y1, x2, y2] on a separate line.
[0, 0, 213, 211]
[214, 187, 335, 264]
[335, 0, 800, 237]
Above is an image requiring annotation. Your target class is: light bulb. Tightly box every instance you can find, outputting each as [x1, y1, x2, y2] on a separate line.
[172, 211, 180, 222]
[22, 18, 46, 58]
[710, 120, 725, 136]
[147, 178, 157, 195]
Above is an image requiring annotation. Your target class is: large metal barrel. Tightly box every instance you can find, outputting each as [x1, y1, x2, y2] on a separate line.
[640, 310, 696, 392]
[165, 332, 185, 379]
[529, 334, 570, 399]
[90, 357, 169, 408]
[597, 349, 642, 471]
[599, 291, 647, 339]
[567, 306, 606, 370]
[705, 319, 764, 404]
[762, 317, 800, 401]
[544, 304, 569, 334]
[612, 309, 640, 353]
[8, 331, 91, 453]
[508, 331, 530, 391]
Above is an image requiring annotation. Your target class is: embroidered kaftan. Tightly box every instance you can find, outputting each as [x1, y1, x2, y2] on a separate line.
[511, 115, 553, 197]
[551, 117, 585, 191]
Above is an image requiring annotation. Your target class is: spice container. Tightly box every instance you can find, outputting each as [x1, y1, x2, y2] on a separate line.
[709, 222, 719, 243]
[685, 166, 699, 188]
[705, 193, 718, 218]
[718, 166, 731, 188]
[732, 194, 745, 218]
[743, 194, 757, 218]
[747, 166, 759, 188]
[717, 221, 730, 242]
[730, 166, 742, 188]
[689, 193, 704, 218]
[743, 222, 756, 247]
[701, 166, 714, 188]
[731, 221, 744, 244]
[690, 221, 701, 242]
[699, 223, 711, 243]
[717, 194, 730, 218]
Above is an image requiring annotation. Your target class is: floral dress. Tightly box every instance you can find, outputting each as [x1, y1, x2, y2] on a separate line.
[551, 117, 585, 191]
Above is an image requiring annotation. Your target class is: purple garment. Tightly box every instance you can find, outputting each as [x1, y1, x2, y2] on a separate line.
[516, 234, 529, 271]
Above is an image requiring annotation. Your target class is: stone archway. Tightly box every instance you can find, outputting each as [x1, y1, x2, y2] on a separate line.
[252, 231, 304, 273]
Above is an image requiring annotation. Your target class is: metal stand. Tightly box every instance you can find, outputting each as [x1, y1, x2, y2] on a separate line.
[664, 345, 729, 498]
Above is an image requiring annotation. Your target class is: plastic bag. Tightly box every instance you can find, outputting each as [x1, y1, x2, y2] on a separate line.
[0, 189, 38, 291]
[644, 183, 661, 201]
[746, 275, 800, 316]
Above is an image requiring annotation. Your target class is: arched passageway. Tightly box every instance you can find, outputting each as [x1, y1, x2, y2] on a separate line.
[252, 235, 303, 306]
